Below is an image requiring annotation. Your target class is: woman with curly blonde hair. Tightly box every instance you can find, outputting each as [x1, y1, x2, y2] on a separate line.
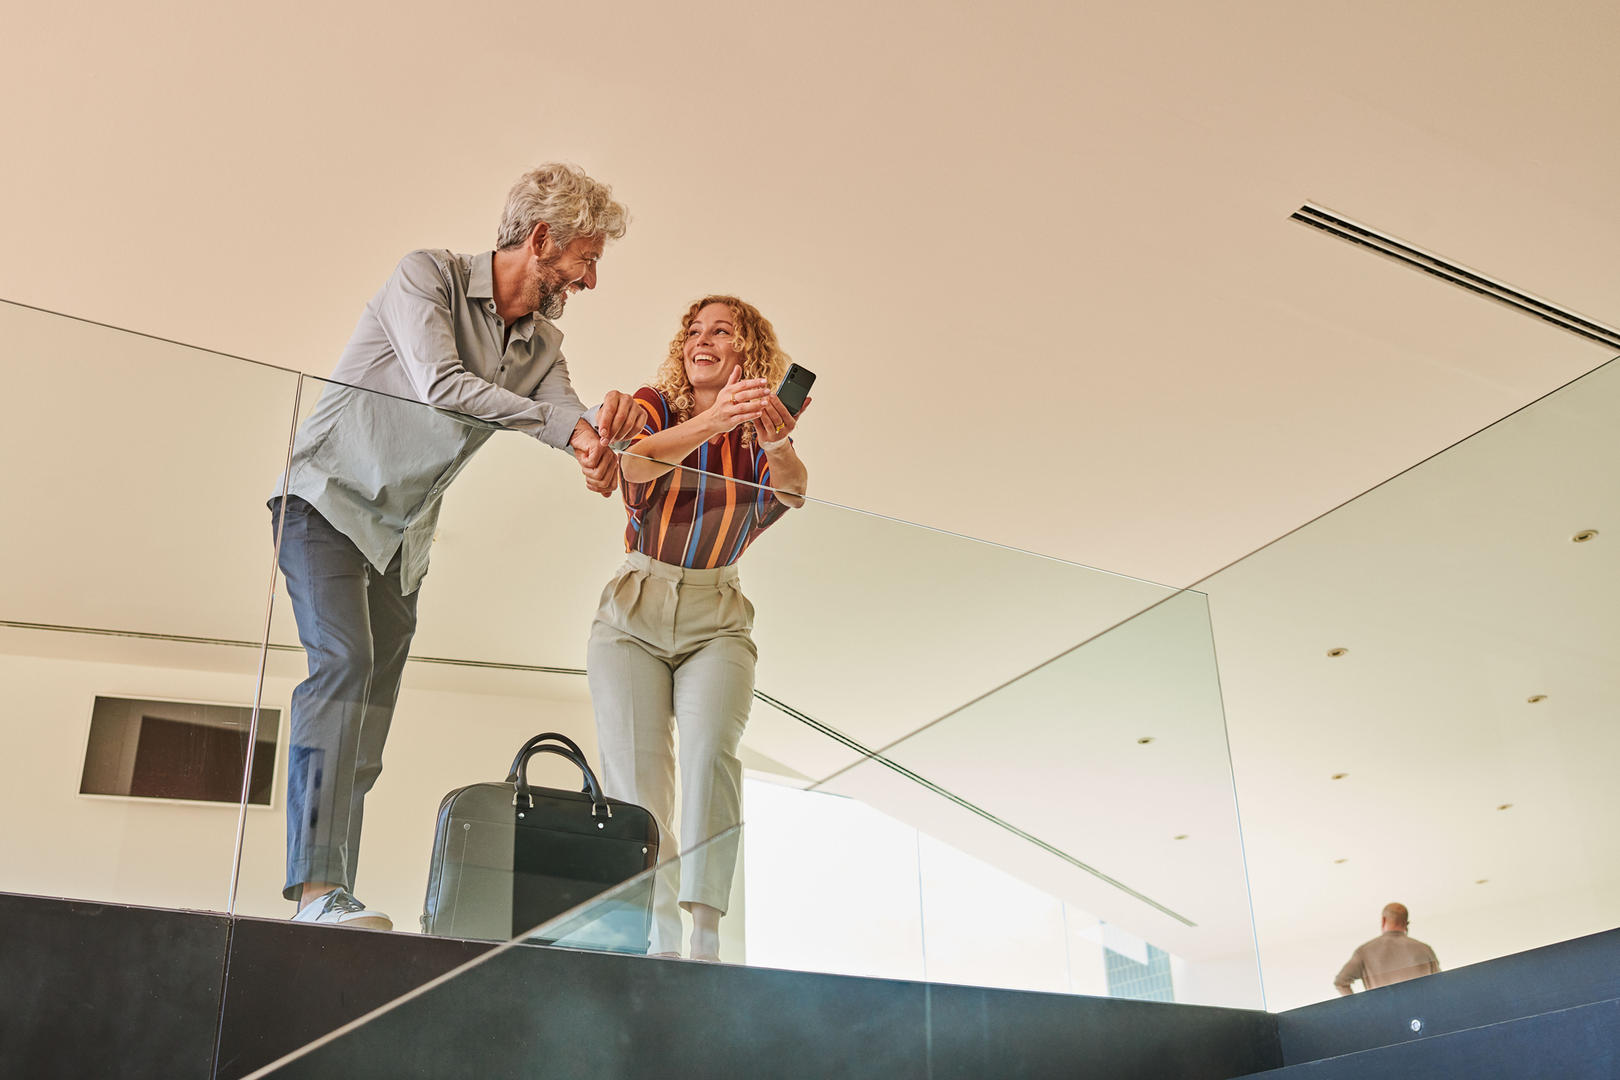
[587, 295, 810, 960]
[645, 295, 793, 449]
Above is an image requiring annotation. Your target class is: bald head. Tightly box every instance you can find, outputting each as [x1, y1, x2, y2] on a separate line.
[1381, 903, 1410, 930]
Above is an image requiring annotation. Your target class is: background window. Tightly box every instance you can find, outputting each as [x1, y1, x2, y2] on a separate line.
[79, 695, 279, 806]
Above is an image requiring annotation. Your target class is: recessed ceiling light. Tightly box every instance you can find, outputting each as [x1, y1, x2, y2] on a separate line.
[1333, 858, 1348, 864]
[1173, 834, 1189, 841]
[1572, 529, 1598, 543]
[1497, 803, 1513, 811]
[1527, 694, 1547, 704]
[1137, 736, 1155, 745]
[1331, 772, 1349, 780]
[1326, 647, 1348, 658]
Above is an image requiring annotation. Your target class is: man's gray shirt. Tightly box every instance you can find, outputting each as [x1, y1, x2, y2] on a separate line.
[273, 249, 586, 593]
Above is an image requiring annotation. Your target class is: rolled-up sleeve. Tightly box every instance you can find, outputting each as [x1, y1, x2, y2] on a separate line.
[376, 252, 583, 442]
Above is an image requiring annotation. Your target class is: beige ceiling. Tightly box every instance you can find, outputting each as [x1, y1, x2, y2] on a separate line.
[6, 0, 1617, 583]
[4, 0, 1618, 1007]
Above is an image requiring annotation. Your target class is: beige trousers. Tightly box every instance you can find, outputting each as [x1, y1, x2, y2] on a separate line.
[587, 550, 756, 953]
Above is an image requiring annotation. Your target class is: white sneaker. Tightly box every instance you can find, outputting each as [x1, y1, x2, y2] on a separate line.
[290, 887, 393, 931]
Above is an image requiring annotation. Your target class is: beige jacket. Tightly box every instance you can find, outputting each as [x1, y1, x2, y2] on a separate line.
[1334, 930, 1441, 993]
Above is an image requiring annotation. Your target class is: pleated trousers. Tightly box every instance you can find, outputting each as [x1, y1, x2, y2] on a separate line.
[587, 550, 755, 954]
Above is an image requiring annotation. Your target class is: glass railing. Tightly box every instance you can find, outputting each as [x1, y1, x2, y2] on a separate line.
[816, 583, 1258, 1006]
[9, 292, 1612, 1058]
[1, 296, 1258, 1036]
[1199, 354, 1620, 1011]
[0, 300, 297, 914]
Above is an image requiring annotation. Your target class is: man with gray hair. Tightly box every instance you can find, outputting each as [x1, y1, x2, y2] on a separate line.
[1334, 902, 1441, 994]
[269, 163, 643, 930]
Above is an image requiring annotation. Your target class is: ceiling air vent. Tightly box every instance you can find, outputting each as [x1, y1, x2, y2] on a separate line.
[1291, 203, 1620, 352]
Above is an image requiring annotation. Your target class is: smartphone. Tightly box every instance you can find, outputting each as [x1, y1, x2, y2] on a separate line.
[775, 363, 816, 417]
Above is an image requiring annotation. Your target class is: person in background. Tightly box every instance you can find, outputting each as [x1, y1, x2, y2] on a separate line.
[1334, 902, 1441, 994]
[588, 295, 809, 960]
[271, 164, 643, 930]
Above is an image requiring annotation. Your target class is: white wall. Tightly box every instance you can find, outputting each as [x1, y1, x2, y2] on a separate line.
[0, 649, 603, 932]
[0, 641, 767, 962]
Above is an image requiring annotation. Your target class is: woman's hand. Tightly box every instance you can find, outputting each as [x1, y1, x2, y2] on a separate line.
[756, 392, 808, 507]
[757, 393, 810, 445]
[702, 367, 771, 436]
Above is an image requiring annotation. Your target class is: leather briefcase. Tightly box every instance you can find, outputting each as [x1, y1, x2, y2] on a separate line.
[420, 732, 659, 950]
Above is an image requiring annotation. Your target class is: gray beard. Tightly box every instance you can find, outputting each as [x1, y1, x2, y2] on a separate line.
[537, 289, 566, 321]
[526, 255, 570, 321]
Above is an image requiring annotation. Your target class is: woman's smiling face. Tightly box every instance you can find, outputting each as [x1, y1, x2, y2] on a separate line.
[683, 302, 743, 391]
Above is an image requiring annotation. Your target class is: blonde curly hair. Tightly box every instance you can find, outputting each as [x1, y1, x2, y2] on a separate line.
[651, 295, 791, 449]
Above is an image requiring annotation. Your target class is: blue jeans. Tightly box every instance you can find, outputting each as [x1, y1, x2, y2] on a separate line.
[272, 496, 419, 902]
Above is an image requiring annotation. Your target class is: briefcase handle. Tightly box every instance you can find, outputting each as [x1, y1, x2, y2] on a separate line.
[507, 732, 612, 818]
[508, 731, 589, 771]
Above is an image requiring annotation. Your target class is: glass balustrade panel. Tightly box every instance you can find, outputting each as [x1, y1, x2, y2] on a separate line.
[0, 299, 298, 914]
[1200, 355, 1620, 1012]
[826, 585, 1261, 1008]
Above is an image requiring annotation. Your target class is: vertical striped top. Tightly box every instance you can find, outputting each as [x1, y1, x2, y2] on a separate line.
[620, 386, 792, 568]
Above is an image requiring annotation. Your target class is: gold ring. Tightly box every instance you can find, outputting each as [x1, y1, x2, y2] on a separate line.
[774, 424, 784, 433]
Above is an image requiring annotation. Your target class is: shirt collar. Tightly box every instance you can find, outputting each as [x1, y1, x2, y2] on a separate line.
[509, 314, 539, 344]
[468, 251, 497, 299]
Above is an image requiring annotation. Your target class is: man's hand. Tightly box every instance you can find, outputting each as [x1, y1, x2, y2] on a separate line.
[596, 390, 645, 445]
[571, 420, 619, 497]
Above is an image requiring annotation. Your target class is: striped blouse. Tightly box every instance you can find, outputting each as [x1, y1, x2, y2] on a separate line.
[619, 386, 791, 568]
